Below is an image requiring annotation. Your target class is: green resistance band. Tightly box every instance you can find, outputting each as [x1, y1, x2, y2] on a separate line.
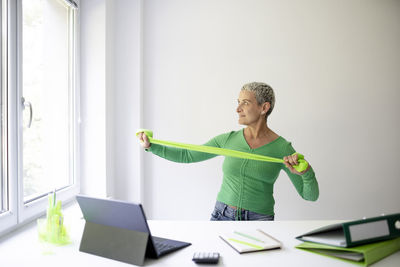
[136, 129, 309, 173]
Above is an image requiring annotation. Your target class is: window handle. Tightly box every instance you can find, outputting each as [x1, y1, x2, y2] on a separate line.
[22, 97, 33, 128]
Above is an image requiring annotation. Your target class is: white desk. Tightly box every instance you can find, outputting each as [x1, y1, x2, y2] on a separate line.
[1, 203, 399, 267]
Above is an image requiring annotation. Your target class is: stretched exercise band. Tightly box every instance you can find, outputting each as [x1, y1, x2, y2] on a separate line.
[136, 129, 309, 173]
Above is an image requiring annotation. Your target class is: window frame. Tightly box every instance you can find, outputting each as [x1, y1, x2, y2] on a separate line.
[0, 0, 18, 236]
[0, 0, 80, 235]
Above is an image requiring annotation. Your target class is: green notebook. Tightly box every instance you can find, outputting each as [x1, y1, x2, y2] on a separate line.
[296, 237, 400, 266]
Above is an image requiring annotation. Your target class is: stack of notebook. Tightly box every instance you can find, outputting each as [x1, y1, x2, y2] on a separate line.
[220, 229, 282, 254]
[295, 213, 400, 266]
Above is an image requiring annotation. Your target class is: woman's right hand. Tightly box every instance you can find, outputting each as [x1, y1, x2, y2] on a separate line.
[137, 132, 151, 149]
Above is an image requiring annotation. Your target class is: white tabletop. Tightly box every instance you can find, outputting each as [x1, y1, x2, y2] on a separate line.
[1, 203, 399, 267]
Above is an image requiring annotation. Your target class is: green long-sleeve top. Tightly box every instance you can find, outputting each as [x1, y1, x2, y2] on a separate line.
[147, 129, 319, 215]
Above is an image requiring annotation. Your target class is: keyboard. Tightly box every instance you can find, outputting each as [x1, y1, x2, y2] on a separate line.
[151, 236, 191, 257]
[154, 240, 177, 254]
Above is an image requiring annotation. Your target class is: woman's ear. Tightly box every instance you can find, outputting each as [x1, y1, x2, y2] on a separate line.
[262, 102, 271, 115]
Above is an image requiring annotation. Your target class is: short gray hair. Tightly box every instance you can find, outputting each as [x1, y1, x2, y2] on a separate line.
[241, 82, 275, 117]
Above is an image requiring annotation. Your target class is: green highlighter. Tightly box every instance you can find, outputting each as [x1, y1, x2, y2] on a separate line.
[136, 129, 309, 173]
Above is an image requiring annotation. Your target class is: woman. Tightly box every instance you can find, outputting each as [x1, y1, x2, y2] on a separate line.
[137, 82, 319, 221]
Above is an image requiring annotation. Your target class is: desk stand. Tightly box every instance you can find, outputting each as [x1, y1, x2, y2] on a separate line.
[79, 221, 149, 266]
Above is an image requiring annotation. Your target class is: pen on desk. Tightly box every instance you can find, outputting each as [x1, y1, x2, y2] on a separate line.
[234, 231, 265, 243]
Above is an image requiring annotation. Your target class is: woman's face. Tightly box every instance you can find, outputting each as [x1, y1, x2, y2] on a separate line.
[236, 90, 266, 126]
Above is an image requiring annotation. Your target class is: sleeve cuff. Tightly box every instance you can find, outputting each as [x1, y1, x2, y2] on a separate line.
[145, 143, 163, 153]
[301, 166, 316, 182]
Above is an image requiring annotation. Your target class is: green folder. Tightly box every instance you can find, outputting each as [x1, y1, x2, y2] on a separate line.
[295, 237, 400, 266]
[296, 213, 400, 247]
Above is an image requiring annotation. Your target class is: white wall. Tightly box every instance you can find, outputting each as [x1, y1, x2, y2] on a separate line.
[81, 0, 400, 220]
[80, 0, 108, 197]
[105, 0, 143, 203]
[80, 0, 143, 202]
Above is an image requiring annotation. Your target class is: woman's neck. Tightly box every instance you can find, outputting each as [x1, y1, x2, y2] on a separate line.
[244, 121, 270, 139]
[244, 124, 271, 139]
[243, 120, 279, 149]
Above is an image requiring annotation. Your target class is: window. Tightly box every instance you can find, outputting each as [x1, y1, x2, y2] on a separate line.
[0, 0, 79, 235]
[22, 0, 76, 201]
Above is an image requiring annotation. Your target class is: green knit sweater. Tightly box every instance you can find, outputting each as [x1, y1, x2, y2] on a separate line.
[147, 129, 319, 215]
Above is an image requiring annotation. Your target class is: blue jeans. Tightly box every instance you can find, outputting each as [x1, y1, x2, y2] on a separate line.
[210, 201, 274, 221]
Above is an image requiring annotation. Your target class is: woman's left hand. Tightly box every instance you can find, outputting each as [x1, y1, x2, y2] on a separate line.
[283, 153, 310, 175]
